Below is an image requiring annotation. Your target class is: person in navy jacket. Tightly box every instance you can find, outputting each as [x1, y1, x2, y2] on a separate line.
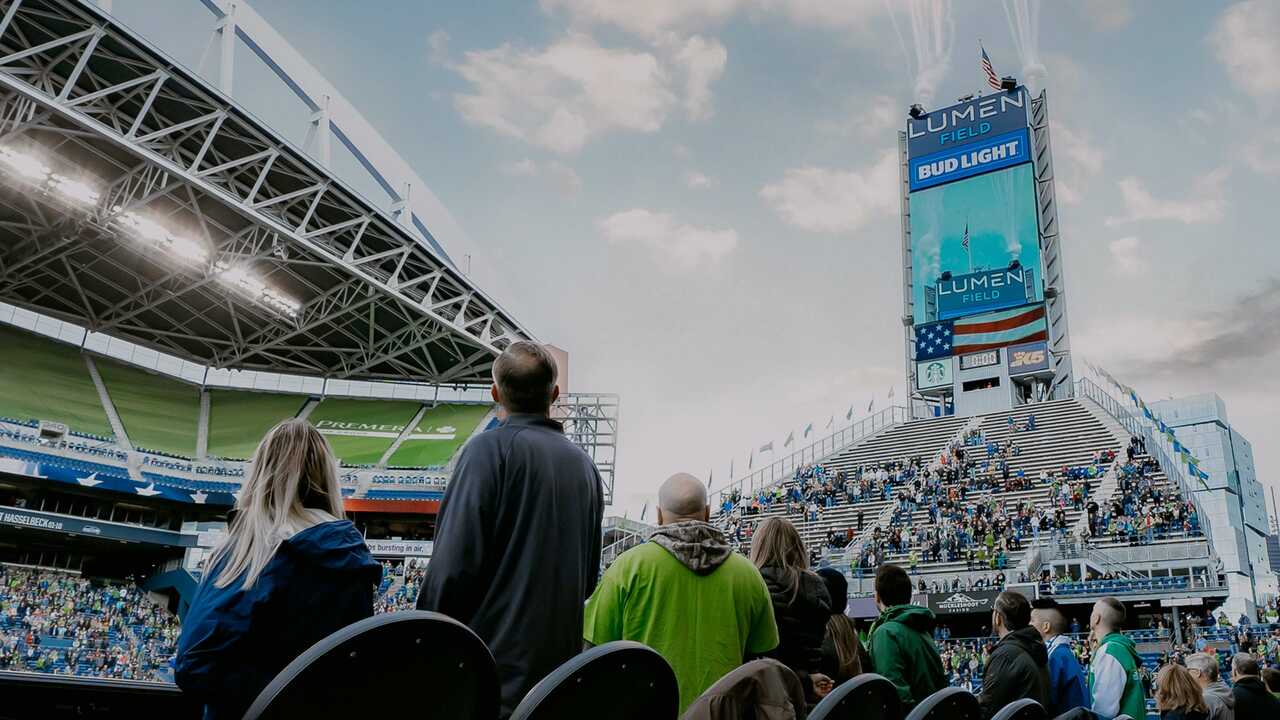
[1031, 598, 1088, 716]
[175, 419, 381, 719]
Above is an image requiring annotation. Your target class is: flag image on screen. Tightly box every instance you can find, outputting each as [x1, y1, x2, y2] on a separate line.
[915, 321, 955, 361]
[951, 304, 1047, 355]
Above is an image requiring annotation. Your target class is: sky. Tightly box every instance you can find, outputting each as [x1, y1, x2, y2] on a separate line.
[107, 0, 1280, 523]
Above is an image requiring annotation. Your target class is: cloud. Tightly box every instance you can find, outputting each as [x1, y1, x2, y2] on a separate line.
[540, 0, 742, 38]
[1105, 167, 1229, 225]
[1081, 0, 1133, 31]
[453, 34, 675, 153]
[1049, 122, 1103, 205]
[759, 150, 898, 233]
[427, 29, 450, 64]
[1210, 2, 1280, 108]
[501, 158, 537, 176]
[685, 171, 714, 189]
[599, 209, 738, 271]
[817, 94, 900, 140]
[1108, 236, 1144, 276]
[672, 35, 727, 121]
[757, 0, 886, 33]
[547, 161, 583, 197]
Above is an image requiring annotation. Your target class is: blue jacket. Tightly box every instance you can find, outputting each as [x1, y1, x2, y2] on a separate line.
[1045, 634, 1088, 716]
[175, 520, 381, 719]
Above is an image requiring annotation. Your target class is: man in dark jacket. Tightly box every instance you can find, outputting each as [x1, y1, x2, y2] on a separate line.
[1230, 653, 1280, 717]
[869, 563, 946, 713]
[979, 591, 1050, 718]
[417, 341, 605, 718]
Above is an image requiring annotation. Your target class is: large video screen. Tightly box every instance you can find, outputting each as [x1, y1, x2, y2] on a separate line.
[909, 162, 1043, 325]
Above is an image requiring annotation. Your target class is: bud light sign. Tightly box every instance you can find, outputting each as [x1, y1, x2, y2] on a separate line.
[909, 129, 1030, 191]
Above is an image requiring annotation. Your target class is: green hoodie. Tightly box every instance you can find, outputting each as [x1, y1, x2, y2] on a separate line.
[1086, 631, 1146, 720]
[869, 604, 947, 711]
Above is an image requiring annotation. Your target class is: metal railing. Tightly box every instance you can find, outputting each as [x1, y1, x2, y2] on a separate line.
[713, 405, 909, 505]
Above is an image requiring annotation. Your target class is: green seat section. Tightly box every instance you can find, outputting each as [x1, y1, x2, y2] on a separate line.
[96, 361, 199, 456]
[0, 325, 113, 437]
[206, 390, 309, 460]
[307, 398, 423, 466]
[386, 403, 493, 468]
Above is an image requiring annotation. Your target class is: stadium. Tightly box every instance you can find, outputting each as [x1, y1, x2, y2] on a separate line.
[0, 1, 1277, 719]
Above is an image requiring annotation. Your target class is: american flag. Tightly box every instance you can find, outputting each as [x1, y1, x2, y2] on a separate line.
[915, 321, 955, 361]
[981, 45, 1001, 91]
[953, 305, 1047, 355]
[961, 222, 970, 250]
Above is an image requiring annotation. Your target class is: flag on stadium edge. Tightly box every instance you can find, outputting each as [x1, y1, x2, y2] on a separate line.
[846, 406, 853, 421]
[980, 43, 1001, 91]
[826, 415, 834, 429]
[760, 441, 774, 453]
[784, 432, 794, 448]
[888, 386, 895, 401]
[804, 423, 814, 438]
[867, 396, 874, 413]
[707, 468, 713, 489]
[640, 502, 648, 521]
[748, 450, 754, 469]
[729, 458, 734, 479]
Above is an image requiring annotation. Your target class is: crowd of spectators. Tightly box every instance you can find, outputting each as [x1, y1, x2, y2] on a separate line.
[373, 559, 427, 614]
[0, 565, 179, 682]
[1087, 454, 1201, 545]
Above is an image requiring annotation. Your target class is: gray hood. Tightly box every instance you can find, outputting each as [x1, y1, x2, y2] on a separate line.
[1203, 680, 1234, 714]
[648, 521, 732, 575]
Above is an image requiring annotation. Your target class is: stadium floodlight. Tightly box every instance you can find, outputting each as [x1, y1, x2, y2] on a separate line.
[214, 260, 300, 317]
[0, 146, 102, 206]
[114, 210, 209, 265]
[1001, 76, 1018, 91]
[909, 104, 927, 119]
[0, 146, 50, 181]
[49, 176, 100, 205]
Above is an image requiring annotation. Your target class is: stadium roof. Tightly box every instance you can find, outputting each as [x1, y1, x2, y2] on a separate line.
[0, 0, 534, 385]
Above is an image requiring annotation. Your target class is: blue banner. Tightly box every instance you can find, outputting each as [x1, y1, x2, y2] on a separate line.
[909, 129, 1030, 191]
[906, 87, 1029, 158]
[937, 266, 1032, 320]
[0, 505, 196, 546]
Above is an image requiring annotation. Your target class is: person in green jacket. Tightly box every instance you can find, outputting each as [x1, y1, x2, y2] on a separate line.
[1086, 597, 1147, 720]
[868, 564, 946, 712]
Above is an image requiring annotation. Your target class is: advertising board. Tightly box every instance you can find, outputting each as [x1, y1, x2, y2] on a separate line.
[909, 128, 1030, 192]
[906, 87, 1029, 158]
[0, 505, 196, 546]
[909, 163, 1043, 325]
[365, 539, 434, 557]
[925, 589, 1002, 615]
[936, 266, 1033, 320]
[1006, 341, 1051, 375]
[916, 357, 954, 391]
[959, 349, 1000, 371]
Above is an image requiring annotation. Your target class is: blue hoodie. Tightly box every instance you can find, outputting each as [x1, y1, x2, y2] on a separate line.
[1044, 634, 1088, 716]
[175, 520, 381, 719]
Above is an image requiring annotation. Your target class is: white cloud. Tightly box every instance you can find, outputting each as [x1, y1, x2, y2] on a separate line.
[599, 209, 738, 271]
[541, 0, 743, 38]
[1105, 167, 1230, 225]
[1081, 0, 1133, 31]
[1049, 122, 1103, 205]
[672, 35, 727, 121]
[547, 161, 583, 197]
[759, 150, 898, 233]
[427, 29, 450, 64]
[817, 94, 900, 140]
[685, 171, 714, 189]
[453, 34, 675, 154]
[757, 0, 885, 33]
[1108, 236, 1145, 276]
[1211, 2, 1280, 108]
[501, 158, 537, 176]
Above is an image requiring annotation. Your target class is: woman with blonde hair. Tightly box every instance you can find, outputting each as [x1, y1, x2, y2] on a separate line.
[176, 419, 381, 719]
[1155, 663, 1209, 720]
[751, 516, 833, 702]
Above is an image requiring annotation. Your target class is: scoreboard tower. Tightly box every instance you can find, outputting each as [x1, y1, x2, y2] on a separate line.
[899, 87, 1074, 418]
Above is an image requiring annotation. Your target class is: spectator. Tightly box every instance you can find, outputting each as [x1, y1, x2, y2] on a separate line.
[583, 473, 778, 714]
[978, 591, 1049, 719]
[1230, 653, 1280, 717]
[1185, 653, 1233, 720]
[416, 341, 604, 718]
[1262, 667, 1280, 699]
[868, 563, 946, 713]
[175, 419, 381, 720]
[1086, 597, 1147, 720]
[816, 567, 866, 687]
[751, 517, 832, 702]
[1030, 598, 1087, 716]
[1156, 663, 1209, 720]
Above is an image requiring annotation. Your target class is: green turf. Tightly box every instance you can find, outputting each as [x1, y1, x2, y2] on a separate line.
[0, 325, 113, 437]
[96, 360, 199, 456]
[206, 390, 309, 460]
[386, 403, 492, 468]
[307, 397, 423, 465]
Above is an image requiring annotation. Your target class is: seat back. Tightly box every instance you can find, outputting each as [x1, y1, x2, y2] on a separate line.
[903, 687, 981, 720]
[990, 698, 1047, 720]
[510, 641, 677, 720]
[0, 671, 201, 719]
[809, 673, 901, 720]
[244, 610, 498, 720]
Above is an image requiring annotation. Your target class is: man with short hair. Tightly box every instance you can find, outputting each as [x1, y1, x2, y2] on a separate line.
[1030, 598, 1087, 716]
[1186, 652, 1234, 720]
[1230, 652, 1280, 716]
[978, 591, 1049, 719]
[417, 341, 605, 718]
[583, 473, 778, 714]
[868, 564, 946, 714]
[1086, 597, 1146, 720]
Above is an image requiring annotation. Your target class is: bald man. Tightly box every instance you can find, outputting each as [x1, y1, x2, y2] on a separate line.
[583, 473, 779, 714]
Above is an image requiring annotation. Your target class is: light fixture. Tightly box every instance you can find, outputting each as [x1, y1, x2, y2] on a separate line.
[908, 104, 927, 119]
[114, 210, 209, 264]
[214, 260, 300, 317]
[1001, 76, 1018, 91]
[0, 146, 101, 206]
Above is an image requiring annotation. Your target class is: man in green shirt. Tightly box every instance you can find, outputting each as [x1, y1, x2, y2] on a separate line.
[868, 563, 946, 713]
[583, 473, 779, 713]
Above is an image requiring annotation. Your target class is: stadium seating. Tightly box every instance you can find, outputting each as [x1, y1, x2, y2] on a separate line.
[0, 325, 114, 437]
[385, 403, 492, 468]
[990, 699, 1047, 720]
[0, 671, 200, 719]
[305, 397, 422, 465]
[96, 360, 200, 457]
[244, 611, 499, 720]
[205, 390, 308, 460]
[509, 641, 677, 720]
[905, 687, 981, 720]
[809, 672, 901, 720]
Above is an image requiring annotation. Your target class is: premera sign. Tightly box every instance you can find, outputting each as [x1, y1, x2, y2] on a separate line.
[909, 163, 1044, 325]
[907, 88, 1030, 159]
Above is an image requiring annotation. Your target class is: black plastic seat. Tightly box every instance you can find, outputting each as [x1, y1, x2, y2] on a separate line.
[991, 698, 1047, 720]
[510, 641, 677, 720]
[904, 686, 981, 720]
[244, 610, 498, 720]
[809, 672, 902, 720]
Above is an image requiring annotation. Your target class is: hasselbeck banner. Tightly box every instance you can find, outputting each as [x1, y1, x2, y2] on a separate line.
[906, 87, 1030, 158]
[909, 129, 1030, 191]
[0, 505, 196, 546]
